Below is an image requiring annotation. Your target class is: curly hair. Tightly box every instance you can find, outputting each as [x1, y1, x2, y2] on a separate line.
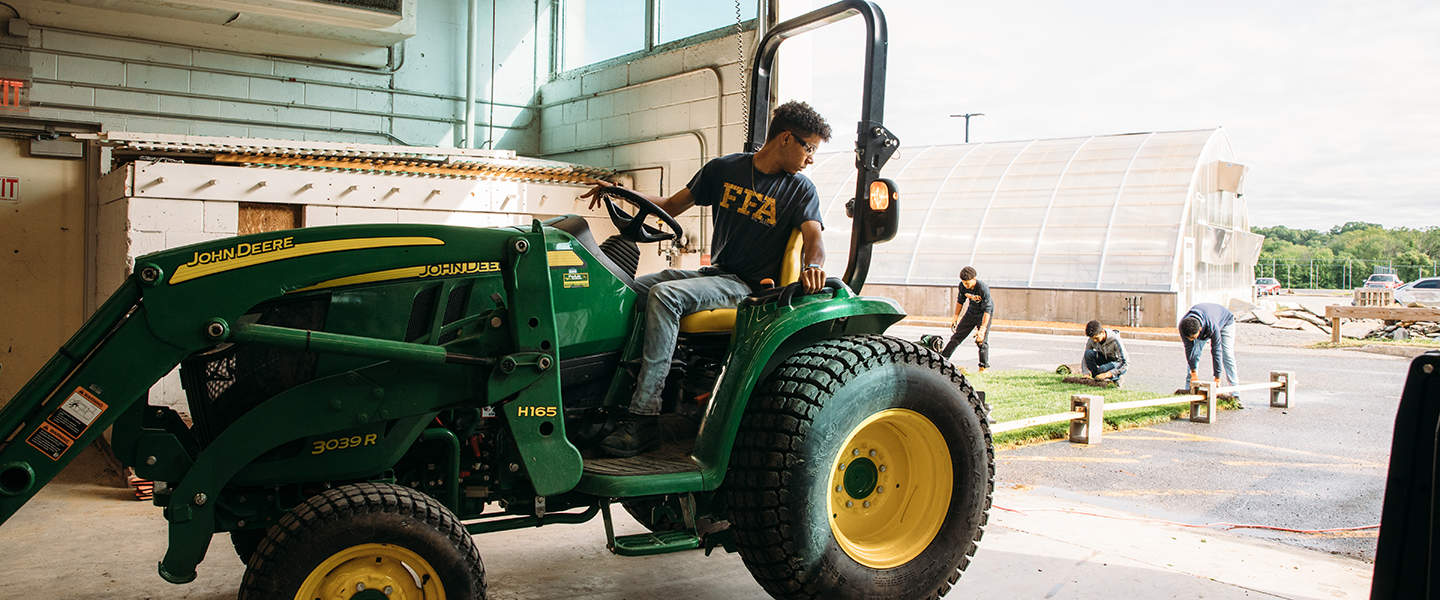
[766, 100, 832, 142]
[1178, 316, 1202, 338]
[959, 266, 977, 281]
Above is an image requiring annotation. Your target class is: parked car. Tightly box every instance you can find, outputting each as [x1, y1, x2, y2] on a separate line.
[1364, 273, 1404, 289]
[1393, 277, 1440, 306]
[1254, 277, 1281, 295]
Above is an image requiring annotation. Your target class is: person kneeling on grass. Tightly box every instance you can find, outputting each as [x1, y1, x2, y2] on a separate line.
[1083, 320, 1128, 386]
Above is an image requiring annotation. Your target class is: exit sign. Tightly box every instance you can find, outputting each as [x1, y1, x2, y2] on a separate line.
[0, 79, 25, 111]
[0, 177, 18, 203]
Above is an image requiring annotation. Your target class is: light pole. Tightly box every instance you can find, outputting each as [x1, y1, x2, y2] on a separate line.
[950, 112, 984, 143]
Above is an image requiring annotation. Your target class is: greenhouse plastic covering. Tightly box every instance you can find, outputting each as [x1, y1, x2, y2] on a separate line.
[807, 129, 1247, 292]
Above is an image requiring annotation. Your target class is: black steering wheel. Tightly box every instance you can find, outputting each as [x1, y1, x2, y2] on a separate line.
[598, 185, 684, 244]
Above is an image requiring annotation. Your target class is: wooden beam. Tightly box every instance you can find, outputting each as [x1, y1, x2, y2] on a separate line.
[1106, 395, 1203, 411]
[1324, 305, 1440, 322]
[990, 411, 1085, 433]
[1211, 381, 1284, 394]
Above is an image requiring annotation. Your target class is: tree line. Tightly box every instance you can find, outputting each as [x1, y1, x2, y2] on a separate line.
[1251, 222, 1440, 289]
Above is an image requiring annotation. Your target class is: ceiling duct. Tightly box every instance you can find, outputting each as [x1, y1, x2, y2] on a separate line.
[26, 0, 417, 65]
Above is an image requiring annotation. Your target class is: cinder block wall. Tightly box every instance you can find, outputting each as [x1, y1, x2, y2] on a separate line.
[537, 32, 754, 271]
[7, 0, 546, 151]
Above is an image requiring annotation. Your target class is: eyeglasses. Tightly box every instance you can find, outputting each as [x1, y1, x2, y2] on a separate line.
[791, 133, 818, 156]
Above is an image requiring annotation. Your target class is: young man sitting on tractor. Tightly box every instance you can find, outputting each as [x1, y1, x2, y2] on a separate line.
[583, 100, 832, 457]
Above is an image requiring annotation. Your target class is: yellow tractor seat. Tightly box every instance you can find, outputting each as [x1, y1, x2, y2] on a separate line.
[678, 229, 803, 334]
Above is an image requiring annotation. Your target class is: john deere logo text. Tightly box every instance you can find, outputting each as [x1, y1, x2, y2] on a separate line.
[421, 262, 500, 278]
[515, 406, 557, 417]
[186, 237, 295, 267]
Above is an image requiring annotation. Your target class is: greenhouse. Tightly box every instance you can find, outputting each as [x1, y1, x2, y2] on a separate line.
[808, 128, 1262, 327]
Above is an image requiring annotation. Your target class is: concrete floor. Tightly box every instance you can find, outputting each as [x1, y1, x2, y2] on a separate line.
[0, 444, 1373, 599]
[0, 326, 1392, 598]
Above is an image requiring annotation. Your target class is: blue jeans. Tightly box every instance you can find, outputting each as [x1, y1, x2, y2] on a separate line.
[1083, 350, 1123, 380]
[1184, 322, 1238, 389]
[629, 269, 753, 415]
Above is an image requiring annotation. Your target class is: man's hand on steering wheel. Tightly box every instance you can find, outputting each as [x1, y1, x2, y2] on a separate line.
[801, 264, 825, 293]
[579, 176, 615, 211]
[579, 177, 683, 244]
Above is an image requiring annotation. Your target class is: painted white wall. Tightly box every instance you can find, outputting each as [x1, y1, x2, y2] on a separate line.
[4, 0, 546, 152]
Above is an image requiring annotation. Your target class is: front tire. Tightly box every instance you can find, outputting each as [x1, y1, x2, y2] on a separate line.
[727, 335, 993, 599]
[238, 482, 486, 599]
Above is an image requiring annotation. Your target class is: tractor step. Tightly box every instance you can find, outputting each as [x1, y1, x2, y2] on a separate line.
[611, 530, 701, 556]
[599, 501, 700, 556]
[576, 441, 705, 496]
[582, 442, 698, 476]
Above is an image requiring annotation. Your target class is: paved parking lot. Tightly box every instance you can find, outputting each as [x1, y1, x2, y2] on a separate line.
[892, 323, 1410, 560]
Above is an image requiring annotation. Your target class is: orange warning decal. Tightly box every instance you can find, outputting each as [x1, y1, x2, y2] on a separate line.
[26, 422, 73, 462]
[46, 387, 108, 440]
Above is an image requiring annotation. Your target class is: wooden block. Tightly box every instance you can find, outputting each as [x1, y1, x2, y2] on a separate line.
[1069, 394, 1104, 445]
[1270, 370, 1295, 408]
[1190, 382, 1218, 423]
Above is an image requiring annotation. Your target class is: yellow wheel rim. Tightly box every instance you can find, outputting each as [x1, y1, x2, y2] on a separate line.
[827, 408, 952, 569]
[295, 543, 446, 600]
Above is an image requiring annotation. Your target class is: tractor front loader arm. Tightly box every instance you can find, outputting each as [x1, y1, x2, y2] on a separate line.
[0, 222, 582, 585]
[0, 282, 189, 523]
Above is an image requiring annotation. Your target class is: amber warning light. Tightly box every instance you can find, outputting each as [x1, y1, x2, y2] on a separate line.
[0, 79, 27, 110]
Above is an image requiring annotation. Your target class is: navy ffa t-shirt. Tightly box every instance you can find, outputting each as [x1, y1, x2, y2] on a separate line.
[687, 153, 823, 286]
[956, 279, 994, 317]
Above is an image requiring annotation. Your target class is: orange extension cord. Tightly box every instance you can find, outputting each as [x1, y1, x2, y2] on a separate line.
[992, 504, 1380, 534]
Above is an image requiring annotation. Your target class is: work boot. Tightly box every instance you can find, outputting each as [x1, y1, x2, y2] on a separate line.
[977, 366, 988, 373]
[600, 414, 660, 458]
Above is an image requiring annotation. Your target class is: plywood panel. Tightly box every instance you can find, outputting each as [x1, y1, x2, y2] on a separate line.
[239, 202, 302, 235]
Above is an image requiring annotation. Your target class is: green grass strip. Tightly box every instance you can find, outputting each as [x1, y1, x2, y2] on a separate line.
[967, 369, 1238, 448]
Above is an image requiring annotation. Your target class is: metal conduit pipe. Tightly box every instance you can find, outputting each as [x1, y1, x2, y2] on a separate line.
[27, 78, 532, 130]
[537, 66, 723, 111]
[464, 0, 479, 148]
[486, 0, 498, 148]
[2, 32, 538, 110]
[28, 101, 416, 145]
[31, 23, 408, 75]
[538, 129, 708, 165]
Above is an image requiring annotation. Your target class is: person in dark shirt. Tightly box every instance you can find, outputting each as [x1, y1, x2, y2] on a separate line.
[941, 266, 993, 372]
[1083, 320, 1128, 386]
[582, 101, 831, 457]
[1178, 302, 1239, 401]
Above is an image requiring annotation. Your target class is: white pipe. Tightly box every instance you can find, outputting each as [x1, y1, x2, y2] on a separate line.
[464, 0, 479, 148]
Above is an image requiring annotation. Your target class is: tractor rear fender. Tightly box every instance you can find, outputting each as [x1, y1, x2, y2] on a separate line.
[692, 286, 904, 488]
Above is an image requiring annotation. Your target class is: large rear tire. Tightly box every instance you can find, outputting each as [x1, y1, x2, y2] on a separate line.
[727, 335, 993, 599]
[238, 482, 486, 599]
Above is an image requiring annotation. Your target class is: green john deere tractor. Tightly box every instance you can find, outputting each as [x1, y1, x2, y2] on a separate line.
[0, 2, 993, 598]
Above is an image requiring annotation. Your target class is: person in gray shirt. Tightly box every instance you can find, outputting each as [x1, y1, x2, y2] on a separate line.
[1083, 320, 1128, 386]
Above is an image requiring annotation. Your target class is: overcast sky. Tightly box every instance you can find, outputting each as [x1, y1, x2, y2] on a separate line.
[781, 0, 1439, 230]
